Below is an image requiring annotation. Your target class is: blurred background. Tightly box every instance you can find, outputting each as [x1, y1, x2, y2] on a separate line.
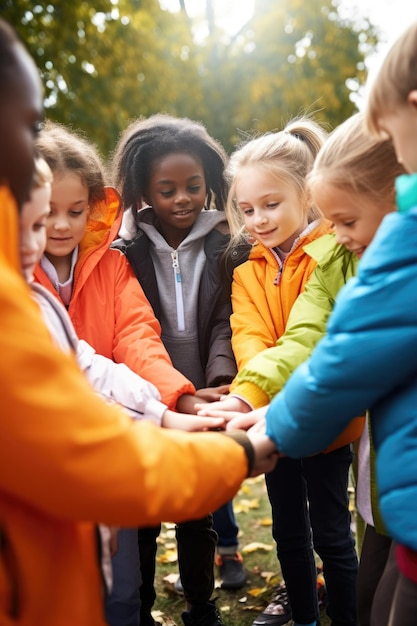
[3, 0, 416, 158]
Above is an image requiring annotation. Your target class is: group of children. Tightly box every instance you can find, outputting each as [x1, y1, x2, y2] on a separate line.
[1, 13, 417, 626]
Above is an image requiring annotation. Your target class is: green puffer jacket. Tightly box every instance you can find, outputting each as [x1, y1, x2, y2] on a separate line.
[230, 233, 358, 406]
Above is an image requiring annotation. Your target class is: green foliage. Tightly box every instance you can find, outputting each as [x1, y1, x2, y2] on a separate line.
[2, 0, 378, 158]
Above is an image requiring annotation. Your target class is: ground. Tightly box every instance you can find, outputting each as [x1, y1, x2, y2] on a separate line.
[150, 475, 353, 625]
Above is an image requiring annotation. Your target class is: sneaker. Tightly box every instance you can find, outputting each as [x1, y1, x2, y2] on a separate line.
[215, 552, 247, 590]
[252, 582, 292, 626]
[175, 574, 185, 595]
[182, 599, 225, 626]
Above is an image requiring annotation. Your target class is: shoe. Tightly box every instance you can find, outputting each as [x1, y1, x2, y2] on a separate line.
[252, 582, 292, 626]
[215, 552, 247, 590]
[175, 574, 184, 595]
[181, 599, 225, 626]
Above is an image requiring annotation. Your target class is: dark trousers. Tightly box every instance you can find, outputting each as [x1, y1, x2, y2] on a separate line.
[357, 523, 392, 626]
[138, 514, 217, 615]
[212, 501, 239, 550]
[266, 445, 358, 626]
[106, 528, 141, 626]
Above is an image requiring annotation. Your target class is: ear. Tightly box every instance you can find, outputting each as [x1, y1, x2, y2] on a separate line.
[407, 90, 417, 109]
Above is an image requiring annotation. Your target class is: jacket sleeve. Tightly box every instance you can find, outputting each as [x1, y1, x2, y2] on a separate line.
[230, 264, 279, 370]
[77, 339, 167, 425]
[230, 263, 337, 407]
[109, 250, 196, 409]
[266, 209, 417, 457]
[0, 261, 249, 527]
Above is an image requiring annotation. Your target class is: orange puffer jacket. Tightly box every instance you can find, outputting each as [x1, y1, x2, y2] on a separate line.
[231, 220, 332, 369]
[34, 187, 194, 409]
[231, 219, 363, 452]
[0, 186, 250, 626]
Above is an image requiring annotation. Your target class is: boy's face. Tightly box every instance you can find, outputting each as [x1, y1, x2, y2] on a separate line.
[378, 91, 417, 174]
[19, 183, 51, 281]
[0, 42, 43, 209]
[313, 183, 394, 258]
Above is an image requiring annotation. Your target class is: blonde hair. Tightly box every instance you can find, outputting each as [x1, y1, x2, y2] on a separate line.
[225, 117, 327, 238]
[308, 112, 405, 212]
[366, 22, 417, 137]
[35, 120, 106, 206]
[32, 155, 53, 190]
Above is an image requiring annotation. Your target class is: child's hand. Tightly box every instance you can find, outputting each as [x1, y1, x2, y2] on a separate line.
[162, 409, 226, 432]
[194, 384, 231, 403]
[246, 432, 279, 476]
[226, 406, 268, 431]
[196, 395, 251, 417]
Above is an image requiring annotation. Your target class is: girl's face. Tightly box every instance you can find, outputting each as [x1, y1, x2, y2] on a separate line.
[19, 183, 51, 281]
[235, 167, 308, 252]
[313, 183, 394, 257]
[378, 93, 417, 174]
[144, 152, 207, 247]
[45, 172, 89, 263]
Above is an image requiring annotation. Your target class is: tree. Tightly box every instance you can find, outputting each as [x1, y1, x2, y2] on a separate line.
[3, 0, 378, 156]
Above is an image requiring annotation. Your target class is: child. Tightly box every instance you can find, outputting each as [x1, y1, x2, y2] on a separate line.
[198, 111, 404, 625]
[265, 21, 417, 626]
[21, 154, 229, 597]
[217, 117, 360, 626]
[112, 113, 249, 626]
[33, 119, 231, 626]
[0, 18, 278, 626]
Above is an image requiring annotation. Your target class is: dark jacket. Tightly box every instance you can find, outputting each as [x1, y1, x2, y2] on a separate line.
[114, 223, 250, 387]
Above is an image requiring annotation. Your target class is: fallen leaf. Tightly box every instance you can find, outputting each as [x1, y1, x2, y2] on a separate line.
[157, 548, 178, 564]
[241, 541, 273, 553]
[259, 517, 273, 526]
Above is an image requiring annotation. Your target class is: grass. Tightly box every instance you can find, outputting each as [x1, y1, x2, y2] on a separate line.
[151, 475, 338, 626]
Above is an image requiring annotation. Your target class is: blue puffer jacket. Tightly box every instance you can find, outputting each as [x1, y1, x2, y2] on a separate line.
[266, 173, 417, 551]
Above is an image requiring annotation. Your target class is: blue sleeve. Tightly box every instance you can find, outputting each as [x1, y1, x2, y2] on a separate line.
[266, 208, 417, 456]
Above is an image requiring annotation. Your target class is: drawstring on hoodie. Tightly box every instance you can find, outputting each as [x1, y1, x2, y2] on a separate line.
[171, 250, 185, 331]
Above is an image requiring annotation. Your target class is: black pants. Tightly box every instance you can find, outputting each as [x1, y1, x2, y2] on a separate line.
[357, 524, 392, 626]
[138, 514, 217, 616]
[266, 445, 358, 626]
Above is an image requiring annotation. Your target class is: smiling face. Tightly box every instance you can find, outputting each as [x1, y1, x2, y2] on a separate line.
[0, 41, 43, 209]
[235, 166, 308, 252]
[19, 183, 51, 281]
[45, 172, 89, 267]
[312, 182, 394, 257]
[144, 152, 207, 248]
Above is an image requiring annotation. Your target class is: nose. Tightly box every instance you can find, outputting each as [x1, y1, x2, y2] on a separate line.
[175, 188, 190, 205]
[20, 231, 37, 255]
[335, 229, 351, 245]
[52, 215, 70, 231]
[254, 209, 267, 226]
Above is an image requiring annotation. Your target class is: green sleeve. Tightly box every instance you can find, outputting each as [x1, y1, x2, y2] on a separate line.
[230, 246, 357, 407]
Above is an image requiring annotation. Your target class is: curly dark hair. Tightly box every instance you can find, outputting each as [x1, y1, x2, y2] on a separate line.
[111, 113, 228, 211]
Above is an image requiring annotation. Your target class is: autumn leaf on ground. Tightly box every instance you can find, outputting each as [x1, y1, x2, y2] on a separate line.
[241, 541, 273, 553]
[157, 548, 178, 564]
[234, 498, 259, 514]
[259, 517, 273, 526]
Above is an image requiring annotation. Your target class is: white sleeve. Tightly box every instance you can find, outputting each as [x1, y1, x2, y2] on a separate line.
[77, 339, 167, 426]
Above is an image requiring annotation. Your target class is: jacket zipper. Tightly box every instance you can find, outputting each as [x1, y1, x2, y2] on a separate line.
[171, 250, 185, 331]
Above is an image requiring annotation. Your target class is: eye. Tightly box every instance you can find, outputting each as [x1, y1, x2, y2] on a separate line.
[242, 208, 254, 216]
[70, 210, 84, 217]
[160, 189, 174, 197]
[344, 220, 355, 227]
[188, 185, 202, 193]
[32, 119, 44, 137]
[266, 202, 279, 209]
[33, 222, 46, 232]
